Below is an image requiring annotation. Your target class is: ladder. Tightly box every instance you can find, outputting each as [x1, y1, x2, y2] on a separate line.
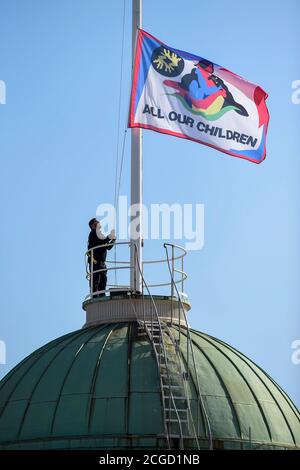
[132, 243, 207, 449]
[163, 244, 213, 450]
[138, 319, 195, 447]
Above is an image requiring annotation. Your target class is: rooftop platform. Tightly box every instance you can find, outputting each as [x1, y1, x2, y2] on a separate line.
[82, 292, 191, 327]
[83, 242, 191, 327]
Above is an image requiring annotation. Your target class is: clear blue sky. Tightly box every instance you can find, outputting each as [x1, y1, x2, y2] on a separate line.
[0, 0, 299, 408]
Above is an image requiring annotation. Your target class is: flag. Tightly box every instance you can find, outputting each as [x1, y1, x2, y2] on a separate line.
[129, 29, 269, 164]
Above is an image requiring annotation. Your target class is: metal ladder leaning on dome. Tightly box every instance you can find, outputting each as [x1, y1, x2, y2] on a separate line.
[84, 239, 213, 450]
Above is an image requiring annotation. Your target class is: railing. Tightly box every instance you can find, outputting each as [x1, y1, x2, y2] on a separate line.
[85, 240, 187, 299]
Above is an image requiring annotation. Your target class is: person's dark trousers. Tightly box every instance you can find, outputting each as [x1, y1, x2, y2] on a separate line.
[98, 267, 108, 295]
[92, 262, 107, 296]
[88, 261, 100, 295]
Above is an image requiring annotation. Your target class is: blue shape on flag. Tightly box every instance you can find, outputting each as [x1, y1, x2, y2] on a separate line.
[229, 125, 266, 162]
[134, 36, 159, 114]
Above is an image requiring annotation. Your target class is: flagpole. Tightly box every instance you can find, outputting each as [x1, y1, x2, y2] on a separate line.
[130, 0, 142, 293]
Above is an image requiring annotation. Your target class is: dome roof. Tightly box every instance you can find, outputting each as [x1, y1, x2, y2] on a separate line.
[0, 322, 299, 450]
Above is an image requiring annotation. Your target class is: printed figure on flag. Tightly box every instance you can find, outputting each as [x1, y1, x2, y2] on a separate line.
[163, 58, 248, 119]
[129, 30, 269, 164]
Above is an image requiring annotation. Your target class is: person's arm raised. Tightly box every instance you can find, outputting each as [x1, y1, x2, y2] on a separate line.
[107, 230, 116, 250]
[96, 224, 106, 240]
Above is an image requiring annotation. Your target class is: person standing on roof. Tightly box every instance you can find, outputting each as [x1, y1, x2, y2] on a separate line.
[87, 218, 116, 296]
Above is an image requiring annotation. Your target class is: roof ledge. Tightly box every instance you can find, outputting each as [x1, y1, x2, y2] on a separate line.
[82, 293, 191, 328]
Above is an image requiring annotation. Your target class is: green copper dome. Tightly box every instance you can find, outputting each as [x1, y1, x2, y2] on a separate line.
[0, 322, 299, 450]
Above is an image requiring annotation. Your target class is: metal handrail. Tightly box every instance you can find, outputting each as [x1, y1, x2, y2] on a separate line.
[166, 325, 200, 449]
[164, 243, 213, 450]
[142, 248, 187, 265]
[85, 240, 188, 298]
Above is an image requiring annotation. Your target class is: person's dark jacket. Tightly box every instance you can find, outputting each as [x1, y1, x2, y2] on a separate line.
[88, 229, 114, 264]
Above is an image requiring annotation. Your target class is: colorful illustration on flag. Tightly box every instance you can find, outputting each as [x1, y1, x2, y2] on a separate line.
[129, 29, 269, 164]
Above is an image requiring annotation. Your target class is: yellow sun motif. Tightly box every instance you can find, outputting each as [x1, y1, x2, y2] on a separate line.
[153, 48, 182, 73]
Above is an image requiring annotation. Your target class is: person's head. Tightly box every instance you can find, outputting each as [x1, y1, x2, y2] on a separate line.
[195, 59, 214, 75]
[88, 218, 99, 230]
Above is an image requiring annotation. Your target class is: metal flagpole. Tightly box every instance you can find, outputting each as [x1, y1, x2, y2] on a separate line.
[130, 0, 142, 293]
